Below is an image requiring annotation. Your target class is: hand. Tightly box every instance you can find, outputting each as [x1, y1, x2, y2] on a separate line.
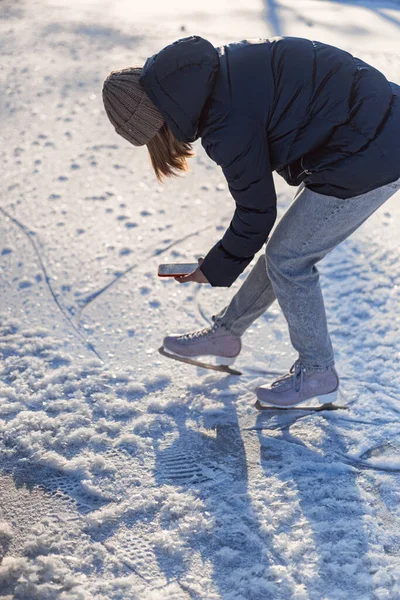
[175, 257, 209, 284]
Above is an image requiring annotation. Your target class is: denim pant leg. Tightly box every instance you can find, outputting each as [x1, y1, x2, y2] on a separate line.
[213, 185, 306, 336]
[212, 253, 277, 336]
[266, 179, 400, 369]
[215, 178, 400, 369]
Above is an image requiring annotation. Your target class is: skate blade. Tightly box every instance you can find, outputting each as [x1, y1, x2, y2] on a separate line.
[255, 387, 347, 411]
[215, 355, 237, 366]
[254, 400, 348, 412]
[158, 346, 242, 376]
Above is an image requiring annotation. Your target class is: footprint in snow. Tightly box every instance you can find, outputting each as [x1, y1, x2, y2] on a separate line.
[149, 300, 161, 308]
[19, 279, 33, 289]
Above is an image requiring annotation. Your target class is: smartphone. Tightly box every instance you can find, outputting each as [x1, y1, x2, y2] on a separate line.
[158, 263, 199, 277]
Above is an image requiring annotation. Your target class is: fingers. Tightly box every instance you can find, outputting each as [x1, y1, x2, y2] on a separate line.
[173, 262, 208, 284]
[174, 274, 192, 284]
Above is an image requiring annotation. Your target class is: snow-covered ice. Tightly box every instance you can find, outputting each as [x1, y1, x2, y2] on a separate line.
[1, 0, 400, 598]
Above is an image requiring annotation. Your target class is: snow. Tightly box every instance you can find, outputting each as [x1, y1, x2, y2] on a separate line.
[1, 0, 400, 598]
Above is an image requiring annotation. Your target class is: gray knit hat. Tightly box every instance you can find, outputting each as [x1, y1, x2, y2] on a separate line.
[102, 67, 164, 146]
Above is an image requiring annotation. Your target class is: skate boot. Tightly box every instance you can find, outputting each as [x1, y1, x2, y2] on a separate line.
[162, 322, 241, 370]
[256, 360, 340, 409]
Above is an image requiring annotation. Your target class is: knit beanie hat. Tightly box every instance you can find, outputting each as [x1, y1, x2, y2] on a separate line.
[102, 67, 164, 146]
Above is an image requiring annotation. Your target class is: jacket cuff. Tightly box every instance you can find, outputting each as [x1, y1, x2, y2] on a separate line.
[200, 241, 253, 287]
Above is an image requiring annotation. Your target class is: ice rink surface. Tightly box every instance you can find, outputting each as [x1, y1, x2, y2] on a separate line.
[1, 0, 400, 598]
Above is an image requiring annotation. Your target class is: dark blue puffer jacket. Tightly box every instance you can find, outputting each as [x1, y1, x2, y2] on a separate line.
[141, 36, 400, 287]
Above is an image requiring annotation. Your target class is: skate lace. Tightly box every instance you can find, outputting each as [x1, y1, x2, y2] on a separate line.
[271, 360, 305, 393]
[181, 322, 218, 342]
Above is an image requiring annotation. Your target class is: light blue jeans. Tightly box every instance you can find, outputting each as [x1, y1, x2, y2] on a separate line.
[214, 178, 400, 370]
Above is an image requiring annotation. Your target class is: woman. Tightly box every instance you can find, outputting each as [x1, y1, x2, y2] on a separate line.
[102, 36, 400, 408]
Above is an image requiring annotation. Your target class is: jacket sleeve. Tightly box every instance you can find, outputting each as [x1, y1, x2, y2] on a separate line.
[200, 122, 277, 287]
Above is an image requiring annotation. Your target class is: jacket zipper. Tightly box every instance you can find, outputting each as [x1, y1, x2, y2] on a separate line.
[288, 158, 312, 182]
[299, 156, 312, 177]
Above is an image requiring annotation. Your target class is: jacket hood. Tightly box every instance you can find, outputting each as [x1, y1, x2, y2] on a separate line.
[140, 36, 219, 142]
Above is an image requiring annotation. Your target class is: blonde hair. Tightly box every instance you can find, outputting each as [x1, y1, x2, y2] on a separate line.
[147, 123, 194, 182]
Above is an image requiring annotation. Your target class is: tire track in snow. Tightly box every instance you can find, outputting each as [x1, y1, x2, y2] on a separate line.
[191, 209, 248, 328]
[76, 224, 213, 323]
[0, 207, 103, 360]
[194, 284, 211, 326]
[266, 422, 400, 475]
[76, 208, 234, 325]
